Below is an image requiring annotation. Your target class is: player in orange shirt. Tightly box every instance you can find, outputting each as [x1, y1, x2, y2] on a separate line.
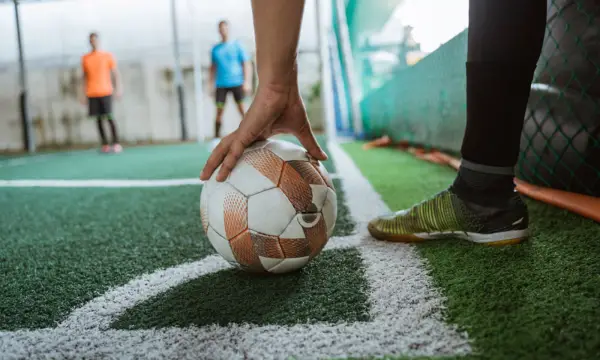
[81, 32, 123, 153]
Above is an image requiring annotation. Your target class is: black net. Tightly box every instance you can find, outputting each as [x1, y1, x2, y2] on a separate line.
[517, 0, 600, 196]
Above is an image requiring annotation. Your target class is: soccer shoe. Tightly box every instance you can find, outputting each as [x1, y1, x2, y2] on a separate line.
[112, 144, 123, 153]
[368, 188, 529, 245]
[101, 145, 111, 153]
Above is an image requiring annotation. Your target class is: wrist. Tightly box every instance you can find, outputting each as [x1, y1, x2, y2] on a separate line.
[258, 59, 297, 90]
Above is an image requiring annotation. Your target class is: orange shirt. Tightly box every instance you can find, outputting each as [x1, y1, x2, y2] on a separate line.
[82, 51, 116, 98]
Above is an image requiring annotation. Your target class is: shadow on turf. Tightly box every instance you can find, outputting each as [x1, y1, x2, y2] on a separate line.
[111, 248, 370, 330]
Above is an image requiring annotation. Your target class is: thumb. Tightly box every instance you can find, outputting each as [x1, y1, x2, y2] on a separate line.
[296, 123, 327, 161]
[236, 110, 268, 147]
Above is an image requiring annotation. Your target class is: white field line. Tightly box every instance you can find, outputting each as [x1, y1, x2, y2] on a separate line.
[0, 142, 470, 359]
[0, 178, 205, 188]
[0, 174, 341, 188]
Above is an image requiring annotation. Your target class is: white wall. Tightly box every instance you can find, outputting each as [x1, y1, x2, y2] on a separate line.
[0, 0, 319, 65]
[0, 0, 322, 150]
[0, 56, 251, 150]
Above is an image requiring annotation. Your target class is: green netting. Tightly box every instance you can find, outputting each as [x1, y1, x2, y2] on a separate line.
[358, 0, 600, 196]
[518, 0, 600, 196]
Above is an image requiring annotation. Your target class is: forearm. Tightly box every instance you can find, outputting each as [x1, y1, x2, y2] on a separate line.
[251, 0, 305, 88]
[112, 70, 123, 93]
[209, 66, 216, 87]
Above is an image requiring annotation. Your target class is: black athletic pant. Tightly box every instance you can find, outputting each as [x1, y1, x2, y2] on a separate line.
[97, 117, 119, 146]
[461, 0, 547, 167]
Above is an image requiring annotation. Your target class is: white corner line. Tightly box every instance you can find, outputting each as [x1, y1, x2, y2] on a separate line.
[0, 174, 340, 188]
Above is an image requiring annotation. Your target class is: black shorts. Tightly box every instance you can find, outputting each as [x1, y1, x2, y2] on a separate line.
[88, 95, 113, 117]
[215, 86, 244, 108]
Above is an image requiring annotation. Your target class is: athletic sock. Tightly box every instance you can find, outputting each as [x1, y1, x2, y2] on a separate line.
[451, 159, 516, 208]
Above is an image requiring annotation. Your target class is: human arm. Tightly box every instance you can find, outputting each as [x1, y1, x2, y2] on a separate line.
[242, 61, 253, 94]
[80, 58, 87, 105]
[200, 0, 326, 182]
[239, 43, 253, 94]
[208, 48, 217, 96]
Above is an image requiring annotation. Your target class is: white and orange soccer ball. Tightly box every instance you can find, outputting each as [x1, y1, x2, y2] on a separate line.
[200, 139, 337, 274]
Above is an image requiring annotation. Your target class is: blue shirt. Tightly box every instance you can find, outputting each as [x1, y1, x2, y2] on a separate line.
[211, 41, 249, 88]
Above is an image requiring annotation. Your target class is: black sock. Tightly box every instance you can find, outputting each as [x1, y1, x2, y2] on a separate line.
[452, 160, 516, 207]
[107, 118, 119, 144]
[461, 0, 546, 166]
[96, 117, 108, 145]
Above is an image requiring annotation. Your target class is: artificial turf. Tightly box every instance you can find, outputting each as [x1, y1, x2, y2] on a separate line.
[0, 136, 336, 181]
[1, 161, 354, 332]
[0, 144, 209, 180]
[343, 142, 600, 360]
[112, 248, 369, 329]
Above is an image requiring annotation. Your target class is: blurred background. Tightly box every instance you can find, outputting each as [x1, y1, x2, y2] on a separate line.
[1, 0, 598, 196]
[0, 0, 323, 148]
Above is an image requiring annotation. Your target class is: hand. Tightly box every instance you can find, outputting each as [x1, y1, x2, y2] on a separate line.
[242, 82, 252, 96]
[79, 95, 87, 106]
[115, 89, 123, 99]
[200, 83, 327, 182]
[208, 85, 216, 98]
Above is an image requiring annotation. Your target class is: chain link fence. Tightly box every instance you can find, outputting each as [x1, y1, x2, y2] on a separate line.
[517, 0, 600, 196]
[357, 0, 599, 196]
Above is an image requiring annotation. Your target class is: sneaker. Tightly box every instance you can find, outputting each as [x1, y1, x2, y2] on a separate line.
[101, 145, 111, 153]
[112, 144, 123, 153]
[368, 188, 529, 245]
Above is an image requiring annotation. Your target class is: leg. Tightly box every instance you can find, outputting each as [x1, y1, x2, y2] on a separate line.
[215, 108, 224, 138]
[90, 97, 109, 149]
[232, 85, 246, 117]
[214, 88, 227, 138]
[369, 0, 548, 245]
[96, 116, 109, 146]
[454, 0, 548, 205]
[107, 117, 120, 145]
[101, 96, 120, 146]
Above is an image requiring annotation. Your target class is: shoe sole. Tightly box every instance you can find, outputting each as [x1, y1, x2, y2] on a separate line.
[368, 224, 528, 246]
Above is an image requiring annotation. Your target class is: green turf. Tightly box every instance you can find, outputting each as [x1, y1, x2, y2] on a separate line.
[0, 186, 207, 330]
[0, 135, 335, 180]
[0, 178, 353, 331]
[0, 143, 210, 180]
[343, 142, 600, 360]
[112, 248, 368, 329]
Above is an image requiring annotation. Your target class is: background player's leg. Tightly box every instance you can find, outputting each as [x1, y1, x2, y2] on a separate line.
[233, 86, 245, 117]
[214, 88, 227, 138]
[107, 116, 122, 152]
[215, 108, 224, 138]
[96, 116, 110, 152]
[453, 0, 547, 206]
[235, 103, 245, 116]
[107, 117, 119, 145]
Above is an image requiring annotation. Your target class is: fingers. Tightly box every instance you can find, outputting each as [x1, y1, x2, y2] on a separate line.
[216, 141, 246, 182]
[200, 86, 289, 182]
[200, 136, 230, 181]
[296, 122, 327, 161]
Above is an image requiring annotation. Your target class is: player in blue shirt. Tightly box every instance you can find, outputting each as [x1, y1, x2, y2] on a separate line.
[209, 20, 253, 139]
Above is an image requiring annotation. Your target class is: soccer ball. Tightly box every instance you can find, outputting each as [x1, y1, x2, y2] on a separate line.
[200, 139, 337, 274]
